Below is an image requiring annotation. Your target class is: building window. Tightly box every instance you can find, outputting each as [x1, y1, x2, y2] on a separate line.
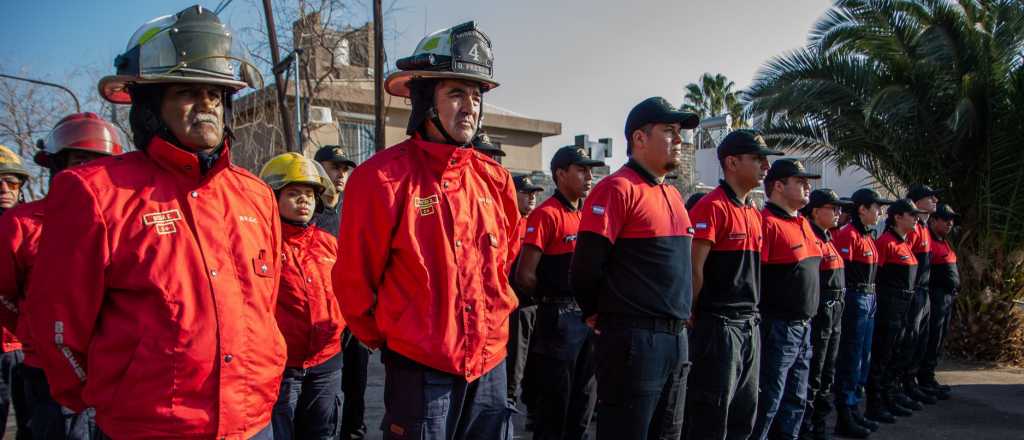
[338, 121, 375, 163]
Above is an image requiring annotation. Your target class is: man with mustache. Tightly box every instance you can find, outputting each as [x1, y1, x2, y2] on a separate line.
[334, 22, 519, 439]
[686, 130, 783, 440]
[25, 6, 284, 439]
[572, 97, 698, 439]
[751, 159, 822, 440]
[516, 146, 604, 439]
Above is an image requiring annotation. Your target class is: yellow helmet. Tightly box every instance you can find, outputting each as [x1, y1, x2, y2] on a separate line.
[0, 145, 30, 181]
[259, 152, 335, 200]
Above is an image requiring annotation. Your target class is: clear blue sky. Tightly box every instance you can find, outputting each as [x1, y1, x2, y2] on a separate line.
[0, 0, 831, 170]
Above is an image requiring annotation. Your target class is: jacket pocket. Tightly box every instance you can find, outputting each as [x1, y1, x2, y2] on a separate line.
[253, 249, 274, 278]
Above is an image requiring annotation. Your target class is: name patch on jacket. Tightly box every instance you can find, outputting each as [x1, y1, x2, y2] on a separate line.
[143, 209, 183, 235]
[414, 195, 441, 216]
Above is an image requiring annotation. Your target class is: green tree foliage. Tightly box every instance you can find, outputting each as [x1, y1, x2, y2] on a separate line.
[681, 72, 746, 128]
[747, 0, 1024, 363]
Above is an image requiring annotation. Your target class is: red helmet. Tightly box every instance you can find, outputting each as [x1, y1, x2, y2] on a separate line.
[35, 112, 125, 167]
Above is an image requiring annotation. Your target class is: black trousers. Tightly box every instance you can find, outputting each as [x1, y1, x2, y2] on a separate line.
[22, 365, 99, 439]
[893, 286, 930, 385]
[341, 329, 370, 439]
[919, 286, 956, 382]
[684, 314, 758, 440]
[0, 350, 28, 439]
[803, 295, 844, 428]
[597, 324, 689, 440]
[505, 304, 537, 404]
[866, 291, 912, 402]
[531, 303, 597, 440]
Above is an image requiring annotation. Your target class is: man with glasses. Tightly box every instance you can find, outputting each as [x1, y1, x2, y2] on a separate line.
[0, 146, 28, 214]
[686, 130, 783, 439]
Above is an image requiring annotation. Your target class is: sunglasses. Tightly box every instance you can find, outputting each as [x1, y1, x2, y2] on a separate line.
[0, 178, 23, 191]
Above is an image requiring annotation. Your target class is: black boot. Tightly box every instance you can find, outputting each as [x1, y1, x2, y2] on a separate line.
[865, 397, 896, 424]
[919, 378, 952, 399]
[893, 390, 924, 411]
[851, 408, 880, 432]
[885, 394, 914, 417]
[905, 383, 937, 404]
[836, 405, 871, 438]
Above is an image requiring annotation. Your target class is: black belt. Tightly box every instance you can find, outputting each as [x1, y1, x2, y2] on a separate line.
[821, 288, 845, 303]
[600, 314, 687, 334]
[538, 296, 576, 305]
[851, 283, 876, 294]
[879, 288, 915, 300]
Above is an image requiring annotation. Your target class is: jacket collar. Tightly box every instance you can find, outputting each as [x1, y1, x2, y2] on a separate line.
[885, 224, 908, 242]
[810, 222, 832, 242]
[851, 215, 873, 235]
[719, 179, 750, 207]
[282, 221, 314, 240]
[410, 133, 477, 176]
[625, 159, 660, 186]
[146, 136, 231, 181]
[552, 189, 580, 212]
[765, 201, 797, 219]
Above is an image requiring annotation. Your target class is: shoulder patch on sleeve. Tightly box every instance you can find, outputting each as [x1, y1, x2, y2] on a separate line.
[695, 222, 708, 229]
[591, 205, 605, 215]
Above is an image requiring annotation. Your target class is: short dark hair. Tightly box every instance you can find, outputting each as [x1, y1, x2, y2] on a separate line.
[626, 123, 654, 156]
[764, 177, 784, 198]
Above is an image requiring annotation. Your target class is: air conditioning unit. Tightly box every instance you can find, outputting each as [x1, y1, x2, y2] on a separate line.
[308, 106, 333, 125]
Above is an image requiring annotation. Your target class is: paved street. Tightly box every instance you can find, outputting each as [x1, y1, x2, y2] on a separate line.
[5, 358, 1020, 439]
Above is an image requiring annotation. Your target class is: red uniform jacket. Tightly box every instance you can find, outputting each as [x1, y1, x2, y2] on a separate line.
[334, 136, 519, 381]
[25, 138, 286, 440]
[0, 200, 47, 357]
[278, 223, 345, 369]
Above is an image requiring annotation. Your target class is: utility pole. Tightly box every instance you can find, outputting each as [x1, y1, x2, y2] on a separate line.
[373, 0, 385, 152]
[261, 0, 296, 152]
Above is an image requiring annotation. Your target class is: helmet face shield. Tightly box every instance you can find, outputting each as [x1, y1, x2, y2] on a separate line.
[100, 5, 263, 104]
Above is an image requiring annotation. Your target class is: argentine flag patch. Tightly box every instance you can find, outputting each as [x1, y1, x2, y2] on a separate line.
[592, 205, 606, 215]
[695, 223, 708, 230]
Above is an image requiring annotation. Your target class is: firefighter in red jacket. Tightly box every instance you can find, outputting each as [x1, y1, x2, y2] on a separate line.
[334, 21, 519, 439]
[0, 144, 31, 438]
[0, 113, 124, 439]
[25, 5, 285, 439]
[260, 153, 346, 440]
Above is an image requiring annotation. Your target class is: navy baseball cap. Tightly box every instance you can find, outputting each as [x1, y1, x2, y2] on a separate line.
[313, 145, 357, 167]
[717, 130, 785, 160]
[551, 146, 606, 170]
[514, 175, 544, 193]
[906, 184, 942, 201]
[888, 198, 929, 215]
[472, 133, 506, 157]
[933, 203, 960, 220]
[849, 188, 895, 206]
[624, 97, 700, 142]
[807, 188, 854, 210]
[765, 158, 821, 182]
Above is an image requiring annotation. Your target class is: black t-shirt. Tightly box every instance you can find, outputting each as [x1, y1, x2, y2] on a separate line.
[313, 199, 342, 238]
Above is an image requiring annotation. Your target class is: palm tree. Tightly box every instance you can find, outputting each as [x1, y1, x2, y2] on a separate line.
[747, 0, 1024, 363]
[681, 73, 746, 128]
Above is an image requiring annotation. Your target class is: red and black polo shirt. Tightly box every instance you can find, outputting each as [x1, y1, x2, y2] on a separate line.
[572, 160, 694, 320]
[929, 228, 959, 291]
[833, 220, 878, 290]
[811, 222, 845, 296]
[875, 227, 918, 293]
[522, 191, 580, 298]
[689, 180, 763, 318]
[907, 220, 932, 289]
[760, 202, 822, 320]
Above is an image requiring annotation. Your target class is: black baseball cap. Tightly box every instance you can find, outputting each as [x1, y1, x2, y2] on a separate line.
[624, 97, 700, 142]
[313, 145, 357, 167]
[472, 133, 506, 157]
[933, 203, 960, 221]
[849, 188, 895, 206]
[551, 146, 606, 171]
[685, 192, 707, 211]
[906, 183, 942, 201]
[765, 158, 822, 182]
[888, 198, 929, 215]
[717, 129, 785, 160]
[514, 175, 544, 193]
[806, 188, 854, 210]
